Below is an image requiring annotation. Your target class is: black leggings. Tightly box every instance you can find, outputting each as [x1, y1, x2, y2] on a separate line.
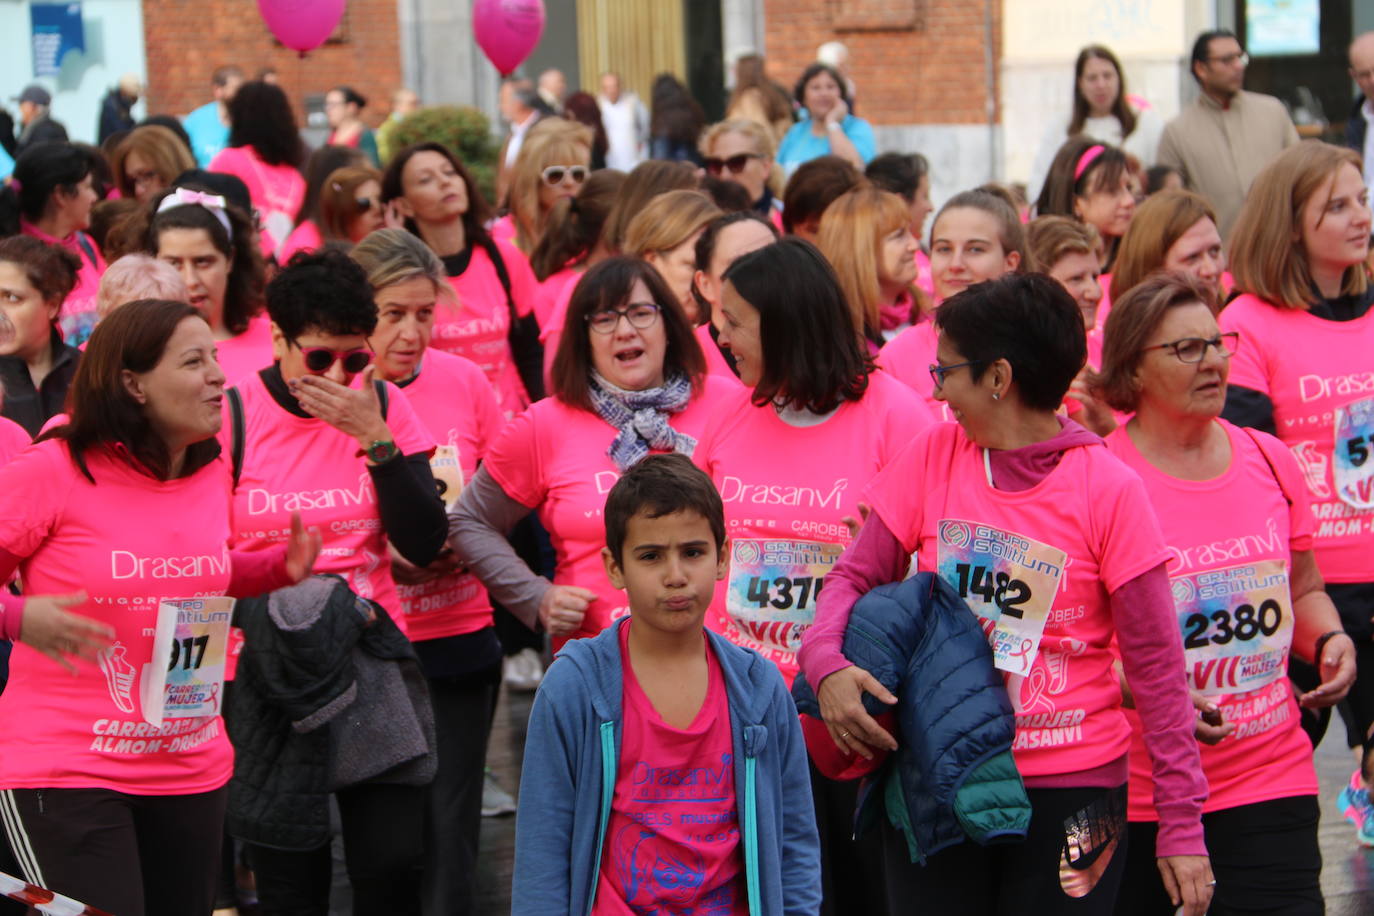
[880, 784, 1128, 916]
[248, 781, 426, 916]
[809, 762, 889, 916]
[1117, 795, 1322, 916]
[0, 785, 226, 916]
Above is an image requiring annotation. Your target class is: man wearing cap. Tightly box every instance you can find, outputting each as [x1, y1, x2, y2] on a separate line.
[14, 85, 67, 153]
[97, 73, 141, 144]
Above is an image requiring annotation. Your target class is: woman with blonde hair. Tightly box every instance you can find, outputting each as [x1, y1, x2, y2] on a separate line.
[498, 118, 594, 254]
[698, 119, 783, 225]
[110, 125, 196, 204]
[622, 189, 722, 324]
[817, 186, 921, 348]
[1108, 189, 1226, 324]
[1218, 141, 1374, 840]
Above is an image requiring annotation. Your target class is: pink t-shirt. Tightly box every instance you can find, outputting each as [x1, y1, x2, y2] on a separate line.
[0, 416, 29, 466]
[913, 248, 934, 299]
[864, 422, 1171, 778]
[692, 373, 932, 684]
[490, 213, 517, 246]
[394, 350, 504, 641]
[694, 324, 744, 389]
[876, 320, 952, 421]
[483, 377, 730, 645]
[276, 219, 323, 264]
[438, 240, 540, 417]
[1220, 292, 1374, 581]
[594, 621, 746, 915]
[1106, 420, 1318, 819]
[223, 371, 434, 631]
[21, 221, 106, 347]
[536, 266, 582, 331]
[0, 440, 234, 793]
[208, 146, 307, 257]
[216, 315, 275, 388]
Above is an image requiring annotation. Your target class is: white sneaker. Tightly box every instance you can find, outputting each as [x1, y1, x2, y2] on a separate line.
[503, 647, 545, 692]
[482, 769, 517, 817]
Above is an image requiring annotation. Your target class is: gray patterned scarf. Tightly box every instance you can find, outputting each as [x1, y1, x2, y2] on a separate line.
[588, 370, 697, 470]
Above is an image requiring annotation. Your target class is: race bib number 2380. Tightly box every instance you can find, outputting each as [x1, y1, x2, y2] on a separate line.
[936, 519, 1067, 674]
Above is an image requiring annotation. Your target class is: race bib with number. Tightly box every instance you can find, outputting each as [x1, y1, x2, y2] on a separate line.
[141, 597, 235, 728]
[725, 539, 843, 653]
[1172, 559, 1293, 697]
[1333, 397, 1374, 508]
[429, 444, 465, 509]
[936, 519, 1067, 675]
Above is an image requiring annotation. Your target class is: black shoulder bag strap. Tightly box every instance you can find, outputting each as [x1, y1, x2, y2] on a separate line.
[483, 238, 546, 401]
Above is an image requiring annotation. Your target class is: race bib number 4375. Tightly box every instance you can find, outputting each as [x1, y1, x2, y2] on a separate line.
[725, 539, 843, 653]
[937, 520, 1067, 675]
[1172, 559, 1293, 697]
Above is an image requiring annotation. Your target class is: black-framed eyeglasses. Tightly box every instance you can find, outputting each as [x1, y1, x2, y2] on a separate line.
[703, 153, 762, 175]
[541, 165, 588, 186]
[929, 359, 982, 389]
[586, 303, 663, 334]
[1141, 332, 1239, 364]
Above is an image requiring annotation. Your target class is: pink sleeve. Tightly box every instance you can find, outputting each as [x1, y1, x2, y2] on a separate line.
[482, 405, 546, 508]
[0, 444, 68, 561]
[1111, 566, 1208, 857]
[228, 544, 294, 597]
[0, 546, 22, 641]
[1217, 300, 1271, 395]
[384, 385, 436, 457]
[797, 514, 909, 688]
[498, 240, 540, 318]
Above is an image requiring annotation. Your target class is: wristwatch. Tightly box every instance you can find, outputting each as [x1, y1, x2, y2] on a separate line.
[365, 439, 400, 464]
[826, 120, 842, 132]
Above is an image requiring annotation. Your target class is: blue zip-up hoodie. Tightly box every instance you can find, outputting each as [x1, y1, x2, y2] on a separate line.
[512, 618, 821, 915]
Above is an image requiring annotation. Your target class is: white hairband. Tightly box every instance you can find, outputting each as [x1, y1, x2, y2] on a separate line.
[157, 187, 233, 241]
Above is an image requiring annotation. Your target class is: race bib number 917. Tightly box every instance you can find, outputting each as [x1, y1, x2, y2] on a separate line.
[936, 519, 1067, 674]
[1172, 559, 1293, 697]
[725, 539, 843, 653]
[141, 597, 235, 728]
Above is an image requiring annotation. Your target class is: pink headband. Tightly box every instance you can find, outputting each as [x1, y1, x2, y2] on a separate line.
[1073, 145, 1106, 182]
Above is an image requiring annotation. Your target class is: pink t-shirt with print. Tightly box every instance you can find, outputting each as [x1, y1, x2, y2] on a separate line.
[692, 373, 932, 684]
[438, 240, 540, 417]
[594, 621, 746, 915]
[394, 350, 504, 641]
[21, 221, 106, 347]
[864, 422, 1172, 778]
[1220, 292, 1374, 582]
[208, 146, 307, 257]
[223, 371, 434, 630]
[0, 440, 234, 793]
[1106, 420, 1317, 819]
[483, 377, 730, 646]
[215, 315, 275, 388]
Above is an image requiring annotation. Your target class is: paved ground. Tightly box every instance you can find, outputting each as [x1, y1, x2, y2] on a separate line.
[477, 683, 1374, 913]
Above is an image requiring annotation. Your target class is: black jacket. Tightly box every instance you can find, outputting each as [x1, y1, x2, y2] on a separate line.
[0, 330, 80, 437]
[226, 575, 436, 850]
[1347, 95, 1368, 155]
[97, 89, 136, 145]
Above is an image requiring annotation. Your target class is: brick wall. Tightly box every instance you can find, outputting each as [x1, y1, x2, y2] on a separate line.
[141, 0, 403, 127]
[762, 0, 1001, 126]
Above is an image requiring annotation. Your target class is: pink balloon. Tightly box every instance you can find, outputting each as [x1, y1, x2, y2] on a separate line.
[472, 0, 546, 77]
[258, 0, 347, 54]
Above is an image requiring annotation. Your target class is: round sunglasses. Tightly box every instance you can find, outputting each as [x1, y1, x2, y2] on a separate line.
[541, 165, 589, 186]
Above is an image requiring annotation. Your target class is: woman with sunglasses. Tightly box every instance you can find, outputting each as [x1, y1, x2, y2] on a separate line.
[801, 272, 1213, 916]
[451, 257, 726, 648]
[382, 142, 544, 414]
[277, 145, 370, 264]
[496, 119, 594, 255]
[349, 229, 504, 915]
[277, 165, 391, 262]
[1218, 141, 1374, 840]
[698, 119, 784, 227]
[696, 238, 930, 913]
[1092, 271, 1351, 915]
[224, 247, 446, 913]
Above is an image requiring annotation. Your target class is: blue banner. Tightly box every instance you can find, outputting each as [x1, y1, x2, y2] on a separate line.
[31, 3, 85, 79]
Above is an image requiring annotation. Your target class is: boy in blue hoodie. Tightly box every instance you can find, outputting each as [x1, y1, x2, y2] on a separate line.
[512, 454, 821, 915]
